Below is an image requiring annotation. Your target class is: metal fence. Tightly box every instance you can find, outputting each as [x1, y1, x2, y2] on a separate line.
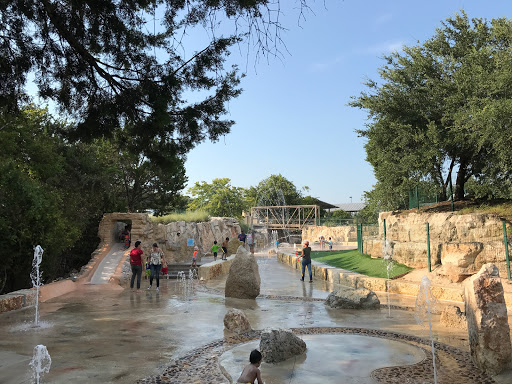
[357, 218, 511, 280]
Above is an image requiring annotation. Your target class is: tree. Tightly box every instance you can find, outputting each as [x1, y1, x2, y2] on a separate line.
[350, 11, 512, 202]
[188, 178, 248, 218]
[1, 1, 310, 163]
[248, 174, 303, 206]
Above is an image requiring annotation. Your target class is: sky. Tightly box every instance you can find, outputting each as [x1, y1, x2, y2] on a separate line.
[181, 0, 512, 205]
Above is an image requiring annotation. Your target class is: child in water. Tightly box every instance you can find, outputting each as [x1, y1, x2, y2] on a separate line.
[237, 349, 264, 384]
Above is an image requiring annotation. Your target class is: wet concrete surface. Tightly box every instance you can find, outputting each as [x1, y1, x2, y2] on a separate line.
[0, 253, 510, 383]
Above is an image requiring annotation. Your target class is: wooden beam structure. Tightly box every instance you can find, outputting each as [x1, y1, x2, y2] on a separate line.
[250, 205, 320, 230]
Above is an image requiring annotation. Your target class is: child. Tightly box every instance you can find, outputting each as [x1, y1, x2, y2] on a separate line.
[221, 237, 229, 260]
[237, 349, 264, 384]
[192, 246, 198, 268]
[161, 257, 168, 279]
[211, 240, 220, 261]
[328, 237, 333, 251]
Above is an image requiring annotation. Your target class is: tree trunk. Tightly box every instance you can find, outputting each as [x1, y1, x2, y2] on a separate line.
[455, 158, 467, 200]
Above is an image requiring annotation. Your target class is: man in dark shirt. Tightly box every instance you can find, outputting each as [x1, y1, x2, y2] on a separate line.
[298, 240, 313, 282]
[238, 230, 247, 243]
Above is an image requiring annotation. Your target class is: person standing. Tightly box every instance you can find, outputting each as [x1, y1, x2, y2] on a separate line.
[147, 243, 165, 292]
[211, 240, 220, 261]
[192, 246, 199, 268]
[298, 240, 313, 282]
[247, 231, 255, 254]
[221, 237, 229, 260]
[129, 241, 144, 292]
[238, 230, 247, 244]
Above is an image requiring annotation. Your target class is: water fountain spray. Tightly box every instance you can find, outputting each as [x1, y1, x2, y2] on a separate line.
[29, 344, 51, 384]
[414, 276, 438, 384]
[30, 245, 44, 326]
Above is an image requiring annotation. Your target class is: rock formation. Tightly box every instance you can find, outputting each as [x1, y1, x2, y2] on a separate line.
[464, 263, 512, 375]
[223, 309, 251, 334]
[259, 328, 306, 363]
[225, 246, 261, 299]
[325, 287, 380, 309]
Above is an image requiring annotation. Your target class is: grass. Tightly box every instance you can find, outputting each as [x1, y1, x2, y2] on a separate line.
[151, 210, 210, 224]
[458, 201, 512, 219]
[310, 250, 413, 279]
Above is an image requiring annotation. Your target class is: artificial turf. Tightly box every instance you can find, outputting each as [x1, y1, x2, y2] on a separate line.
[310, 249, 412, 279]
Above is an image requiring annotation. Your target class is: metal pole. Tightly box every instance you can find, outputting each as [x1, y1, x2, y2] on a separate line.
[449, 177, 454, 212]
[502, 220, 511, 281]
[415, 185, 419, 210]
[426, 222, 431, 272]
[383, 219, 387, 244]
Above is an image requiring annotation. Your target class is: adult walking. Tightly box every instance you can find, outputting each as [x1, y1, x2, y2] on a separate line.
[147, 242, 165, 292]
[298, 240, 313, 283]
[129, 241, 144, 292]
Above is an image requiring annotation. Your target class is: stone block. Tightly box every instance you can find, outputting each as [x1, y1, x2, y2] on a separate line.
[0, 294, 24, 313]
[464, 263, 512, 375]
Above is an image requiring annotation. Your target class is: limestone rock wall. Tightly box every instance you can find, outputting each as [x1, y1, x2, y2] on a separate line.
[99, 213, 241, 263]
[365, 211, 511, 281]
[302, 225, 357, 244]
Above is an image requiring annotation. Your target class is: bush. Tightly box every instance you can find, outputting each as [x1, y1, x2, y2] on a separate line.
[151, 210, 210, 224]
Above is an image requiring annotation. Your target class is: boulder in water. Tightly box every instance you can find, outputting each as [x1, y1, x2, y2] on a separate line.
[259, 328, 306, 363]
[225, 246, 261, 299]
[325, 287, 380, 309]
[223, 308, 251, 334]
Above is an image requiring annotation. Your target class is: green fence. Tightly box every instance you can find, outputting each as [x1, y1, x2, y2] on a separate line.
[358, 219, 511, 281]
[356, 224, 379, 254]
[408, 185, 440, 210]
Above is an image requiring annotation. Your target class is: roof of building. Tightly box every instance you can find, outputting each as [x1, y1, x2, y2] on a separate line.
[332, 203, 367, 212]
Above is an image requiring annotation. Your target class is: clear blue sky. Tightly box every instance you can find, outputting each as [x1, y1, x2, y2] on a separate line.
[183, 0, 512, 204]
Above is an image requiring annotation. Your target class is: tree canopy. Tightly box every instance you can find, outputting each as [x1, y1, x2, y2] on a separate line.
[247, 174, 304, 206]
[188, 178, 248, 218]
[351, 11, 512, 207]
[1, 0, 308, 163]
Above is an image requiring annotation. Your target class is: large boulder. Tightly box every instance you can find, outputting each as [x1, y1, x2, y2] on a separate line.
[325, 287, 380, 309]
[260, 328, 306, 363]
[464, 263, 512, 375]
[223, 309, 251, 334]
[437, 242, 483, 282]
[225, 246, 261, 299]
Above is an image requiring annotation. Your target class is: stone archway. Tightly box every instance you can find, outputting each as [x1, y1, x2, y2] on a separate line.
[98, 213, 153, 248]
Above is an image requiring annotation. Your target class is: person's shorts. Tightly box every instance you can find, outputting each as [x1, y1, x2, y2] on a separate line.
[213, 252, 217, 257]
[161, 267, 168, 275]
[222, 247, 227, 254]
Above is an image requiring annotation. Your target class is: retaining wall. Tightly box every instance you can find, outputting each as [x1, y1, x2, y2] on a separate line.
[198, 255, 236, 281]
[277, 252, 512, 307]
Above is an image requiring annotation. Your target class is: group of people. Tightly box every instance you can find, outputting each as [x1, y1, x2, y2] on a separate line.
[237, 230, 255, 254]
[129, 241, 167, 292]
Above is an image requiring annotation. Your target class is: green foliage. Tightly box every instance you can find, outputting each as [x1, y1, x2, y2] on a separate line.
[310, 250, 413, 278]
[151, 210, 210, 224]
[351, 11, 512, 206]
[248, 174, 303, 206]
[0, 1, 305, 166]
[188, 178, 248, 218]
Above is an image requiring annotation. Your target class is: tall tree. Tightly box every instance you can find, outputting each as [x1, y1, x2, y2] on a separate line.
[248, 174, 303, 206]
[1, 1, 309, 163]
[350, 11, 512, 202]
[188, 178, 248, 218]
